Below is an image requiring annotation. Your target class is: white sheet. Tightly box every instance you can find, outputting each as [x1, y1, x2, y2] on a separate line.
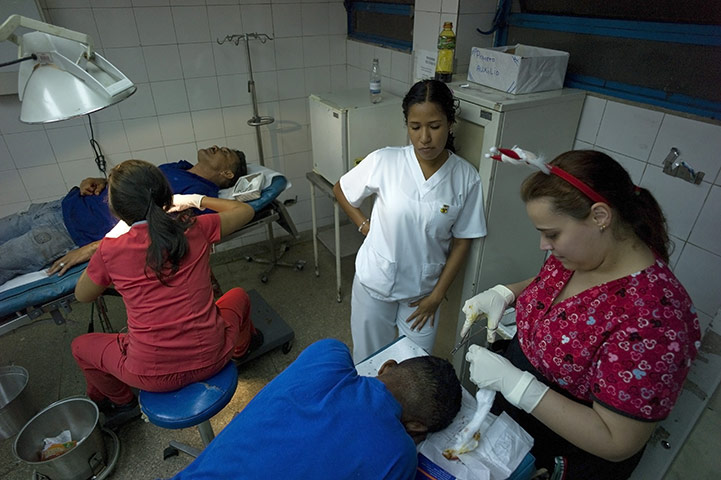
[0, 270, 53, 294]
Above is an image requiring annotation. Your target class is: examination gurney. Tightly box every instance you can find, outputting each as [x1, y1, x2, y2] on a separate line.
[218, 163, 304, 283]
[0, 263, 107, 337]
[0, 164, 300, 338]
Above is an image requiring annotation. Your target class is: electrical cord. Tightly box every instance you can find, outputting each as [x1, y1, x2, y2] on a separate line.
[0, 54, 36, 68]
[477, 0, 512, 35]
[87, 114, 107, 177]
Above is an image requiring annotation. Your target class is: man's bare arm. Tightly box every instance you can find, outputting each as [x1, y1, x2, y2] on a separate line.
[47, 241, 101, 276]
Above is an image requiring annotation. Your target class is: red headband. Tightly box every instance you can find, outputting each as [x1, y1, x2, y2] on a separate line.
[489, 147, 610, 205]
[547, 165, 609, 204]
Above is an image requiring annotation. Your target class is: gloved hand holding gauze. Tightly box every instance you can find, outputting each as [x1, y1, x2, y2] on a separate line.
[465, 344, 549, 414]
[461, 284, 515, 343]
[168, 194, 205, 213]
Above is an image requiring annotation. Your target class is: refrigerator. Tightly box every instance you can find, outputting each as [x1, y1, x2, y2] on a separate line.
[309, 89, 408, 185]
[433, 81, 586, 388]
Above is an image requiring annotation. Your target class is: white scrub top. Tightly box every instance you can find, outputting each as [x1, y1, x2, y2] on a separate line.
[340, 145, 486, 301]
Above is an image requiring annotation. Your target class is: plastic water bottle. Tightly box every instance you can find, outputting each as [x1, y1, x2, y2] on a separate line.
[435, 22, 456, 82]
[370, 58, 381, 103]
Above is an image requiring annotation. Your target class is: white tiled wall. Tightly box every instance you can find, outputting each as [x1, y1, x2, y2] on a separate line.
[1, 1, 719, 325]
[0, 0, 412, 246]
[413, 0, 497, 79]
[0, 0, 424, 247]
[575, 95, 721, 329]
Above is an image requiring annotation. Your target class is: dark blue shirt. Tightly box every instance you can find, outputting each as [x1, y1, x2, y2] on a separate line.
[61, 161, 220, 246]
[158, 160, 219, 199]
[170, 339, 417, 480]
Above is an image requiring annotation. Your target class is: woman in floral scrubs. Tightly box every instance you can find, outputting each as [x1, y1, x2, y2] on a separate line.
[464, 150, 700, 479]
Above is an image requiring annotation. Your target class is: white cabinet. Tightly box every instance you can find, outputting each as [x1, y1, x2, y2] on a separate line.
[309, 89, 408, 185]
[433, 82, 586, 386]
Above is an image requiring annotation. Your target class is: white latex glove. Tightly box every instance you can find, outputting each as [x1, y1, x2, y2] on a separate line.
[461, 284, 515, 343]
[466, 344, 549, 414]
[168, 194, 204, 213]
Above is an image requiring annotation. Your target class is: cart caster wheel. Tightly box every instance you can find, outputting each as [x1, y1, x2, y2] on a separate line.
[314, 269, 320, 277]
[295, 263, 304, 271]
[163, 446, 179, 460]
[282, 340, 293, 354]
[245, 256, 253, 262]
[261, 275, 268, 283]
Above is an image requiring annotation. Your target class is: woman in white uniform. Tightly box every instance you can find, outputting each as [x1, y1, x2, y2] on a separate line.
[333, 80, 487, 362]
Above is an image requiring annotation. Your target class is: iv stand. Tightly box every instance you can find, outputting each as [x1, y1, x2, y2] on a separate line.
[217, 33, 274, 166]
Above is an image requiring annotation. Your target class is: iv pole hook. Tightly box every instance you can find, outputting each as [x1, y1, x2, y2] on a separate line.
[216, 33, 275, 166]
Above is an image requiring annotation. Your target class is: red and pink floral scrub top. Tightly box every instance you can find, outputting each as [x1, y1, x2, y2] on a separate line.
[516, 255, 700, 421]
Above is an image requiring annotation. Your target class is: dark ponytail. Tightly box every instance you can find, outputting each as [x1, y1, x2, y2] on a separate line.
[402, 79, 458, 153]
[626, 187, 670, 262]
[108, 160, 195, 283]
[520, 150, 670, 263]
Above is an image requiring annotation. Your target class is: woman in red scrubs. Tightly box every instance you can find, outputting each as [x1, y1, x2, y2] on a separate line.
[72, 159, 259, 429]
[463, 150, 700, 479]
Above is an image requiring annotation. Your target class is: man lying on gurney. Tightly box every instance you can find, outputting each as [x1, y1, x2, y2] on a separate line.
[167, 339, 462, 480]
[0, 146, 245, 285]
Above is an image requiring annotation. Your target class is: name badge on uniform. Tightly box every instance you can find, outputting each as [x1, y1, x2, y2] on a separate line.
[440, 204, 449, 214]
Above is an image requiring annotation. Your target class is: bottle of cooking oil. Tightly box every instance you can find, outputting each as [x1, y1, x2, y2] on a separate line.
[434, 22, 456, 82]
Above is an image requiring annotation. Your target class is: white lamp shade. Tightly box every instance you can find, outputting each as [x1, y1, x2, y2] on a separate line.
[17, 32, 136, 123]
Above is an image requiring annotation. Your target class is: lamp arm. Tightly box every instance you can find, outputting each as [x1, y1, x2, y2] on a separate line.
[0, 15, 94, 58]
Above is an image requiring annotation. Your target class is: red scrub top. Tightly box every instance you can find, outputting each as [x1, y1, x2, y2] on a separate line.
[87, 214, 234, 375]
[515, 255, 700, 421]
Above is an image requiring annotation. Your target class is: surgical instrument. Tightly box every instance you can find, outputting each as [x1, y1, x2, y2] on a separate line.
[451, 325, 487, 356]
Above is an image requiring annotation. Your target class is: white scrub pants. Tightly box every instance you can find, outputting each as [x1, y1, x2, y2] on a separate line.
[351, 275, 440, 364]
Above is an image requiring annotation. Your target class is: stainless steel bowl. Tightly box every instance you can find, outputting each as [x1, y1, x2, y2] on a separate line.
[0, 365, 36, 440]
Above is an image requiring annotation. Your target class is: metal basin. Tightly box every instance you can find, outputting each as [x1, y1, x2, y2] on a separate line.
[13, 397, 107, 480]
[0, 365, 36, 440]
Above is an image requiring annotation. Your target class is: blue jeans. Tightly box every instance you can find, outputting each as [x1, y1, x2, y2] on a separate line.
[0, 199, 77, 284]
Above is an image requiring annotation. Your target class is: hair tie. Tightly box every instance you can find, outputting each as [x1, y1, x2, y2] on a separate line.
[486, 146, 610, 205]
[633, 185, 642, 196]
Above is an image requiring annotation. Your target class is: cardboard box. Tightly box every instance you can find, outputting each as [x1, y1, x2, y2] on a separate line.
[467, 44, 569, 94]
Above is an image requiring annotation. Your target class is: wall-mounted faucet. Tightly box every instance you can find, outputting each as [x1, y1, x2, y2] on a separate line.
[661, 147, 704, 185]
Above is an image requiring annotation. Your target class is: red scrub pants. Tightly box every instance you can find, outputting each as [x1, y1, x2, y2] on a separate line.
[71, 287, 254, 405]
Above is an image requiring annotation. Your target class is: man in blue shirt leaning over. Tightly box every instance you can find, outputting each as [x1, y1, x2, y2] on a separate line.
[169, 338, 462, 480]
[0, 146, 245, 284]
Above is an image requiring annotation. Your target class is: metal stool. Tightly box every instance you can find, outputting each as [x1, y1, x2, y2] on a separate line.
[139, 362, 238, 459]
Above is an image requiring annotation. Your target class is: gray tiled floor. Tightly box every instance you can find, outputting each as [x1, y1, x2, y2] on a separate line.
[1, 236, 719, 479]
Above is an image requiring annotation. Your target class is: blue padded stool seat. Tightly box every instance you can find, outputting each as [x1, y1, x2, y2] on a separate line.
[139, 361, 238, 459]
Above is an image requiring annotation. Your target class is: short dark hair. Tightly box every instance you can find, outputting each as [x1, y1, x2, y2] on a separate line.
[394, 355, 462, 432]
[232, 149, 247, 179]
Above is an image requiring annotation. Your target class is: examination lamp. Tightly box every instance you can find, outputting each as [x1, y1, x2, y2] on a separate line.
[0, 14, 136, 124]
